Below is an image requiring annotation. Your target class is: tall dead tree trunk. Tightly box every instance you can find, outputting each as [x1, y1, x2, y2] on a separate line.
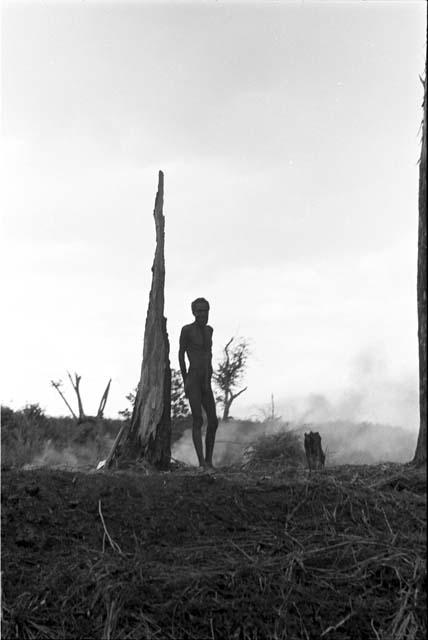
[112, 171, 171, 469]
[413, 38, 427, 466]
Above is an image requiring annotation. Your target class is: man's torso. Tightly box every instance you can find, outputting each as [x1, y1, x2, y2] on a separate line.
[180, 323, 213, 374]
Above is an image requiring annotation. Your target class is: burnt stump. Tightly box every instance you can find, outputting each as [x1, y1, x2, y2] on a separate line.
[304, 431, 326, 471]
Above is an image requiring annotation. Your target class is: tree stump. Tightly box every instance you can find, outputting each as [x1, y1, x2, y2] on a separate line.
[304, 431, 326, 471]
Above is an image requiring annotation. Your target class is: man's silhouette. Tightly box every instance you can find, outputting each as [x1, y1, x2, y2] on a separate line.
[179, 298, 218, 470]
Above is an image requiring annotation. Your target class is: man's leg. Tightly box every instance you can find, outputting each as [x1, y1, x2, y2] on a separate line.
[202, 387, 218, 467]
[187, 381, 205, 467]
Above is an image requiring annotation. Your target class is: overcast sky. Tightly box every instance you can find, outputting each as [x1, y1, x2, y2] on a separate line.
[1, 0, 426, 427]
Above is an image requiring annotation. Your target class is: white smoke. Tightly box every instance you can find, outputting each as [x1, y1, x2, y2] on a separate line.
[22, 439, 79, 470]
[275, 349, 419, 430]
[173, 416, 417, 468]
[22, 436, 115, 471]
[172, 418, 289, 467]
[293, 421, 416, 465]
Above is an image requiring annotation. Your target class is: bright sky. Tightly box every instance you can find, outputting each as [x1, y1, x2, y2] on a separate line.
[1, 0, 426, 428]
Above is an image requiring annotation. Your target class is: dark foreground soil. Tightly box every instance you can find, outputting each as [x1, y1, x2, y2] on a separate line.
[1, 463, 426, 640]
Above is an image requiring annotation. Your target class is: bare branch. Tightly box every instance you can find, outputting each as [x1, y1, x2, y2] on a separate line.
[67, 371, 85, 421]
[97, 379, 112, 418]
[224, 337, 234, 354]
[98, 500, 123, 554]
[231, 386, 248, 402]
[50, 380, 77, 420]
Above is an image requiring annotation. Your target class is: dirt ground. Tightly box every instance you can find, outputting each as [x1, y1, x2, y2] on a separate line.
[1, 462, 426, 639]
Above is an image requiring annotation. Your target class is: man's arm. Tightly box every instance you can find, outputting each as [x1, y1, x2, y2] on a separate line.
[178, 327, 188, 383]
[208, 326, 214, 376]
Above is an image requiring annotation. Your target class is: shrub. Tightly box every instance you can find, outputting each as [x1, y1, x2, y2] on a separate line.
[1, 405, 124, 469]
[1, 404, 46, 468]
[246, 430, 306, 467]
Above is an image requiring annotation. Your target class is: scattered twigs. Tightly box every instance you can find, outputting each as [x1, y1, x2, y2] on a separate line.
[103, 598, 119, 640]
[321, 610, 356, 636]
[370, 618, 382, 640]
[380, 505, 395, 537]
[98, 500, 123, 555]
[230, 540, 254, 562]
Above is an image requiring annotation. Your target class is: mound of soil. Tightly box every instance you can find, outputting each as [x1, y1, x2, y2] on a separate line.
[1, 463, 426, 639]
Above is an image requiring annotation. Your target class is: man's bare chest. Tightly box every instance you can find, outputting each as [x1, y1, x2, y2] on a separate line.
[187, 326, 211, 351]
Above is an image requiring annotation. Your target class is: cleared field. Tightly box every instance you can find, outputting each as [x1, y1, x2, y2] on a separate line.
[1, 463, 426, 639]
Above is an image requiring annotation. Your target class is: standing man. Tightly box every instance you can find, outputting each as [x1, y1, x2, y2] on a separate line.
[179, 297, 218, 470]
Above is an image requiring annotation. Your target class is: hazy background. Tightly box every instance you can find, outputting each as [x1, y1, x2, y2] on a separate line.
[1, 0, 426, 429]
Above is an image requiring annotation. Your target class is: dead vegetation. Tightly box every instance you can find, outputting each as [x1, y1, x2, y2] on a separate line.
[242, 430, 306, 470]
[1, 462, 425, 640]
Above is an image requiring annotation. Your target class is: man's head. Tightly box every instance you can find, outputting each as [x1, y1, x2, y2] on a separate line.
[191, 297, 210, 326]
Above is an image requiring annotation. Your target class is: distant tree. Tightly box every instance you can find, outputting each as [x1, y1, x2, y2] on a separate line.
[1, 405, 14, 427]
[414, 40, 427, 466]
[171, 369, 190, 420]
[213, 337, 249, 421]
[3, 402, 47, 429]
[22, 403, 47, 423]
[118, 387, 137, 421]
[257, 394, 282, 425]
[120, 370, 189, 422]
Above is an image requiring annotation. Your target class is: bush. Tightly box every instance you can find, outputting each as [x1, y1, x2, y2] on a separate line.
[246, 430, 306, 467]
[1, 405, 124, 469]
[1, 404, 46, 468]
